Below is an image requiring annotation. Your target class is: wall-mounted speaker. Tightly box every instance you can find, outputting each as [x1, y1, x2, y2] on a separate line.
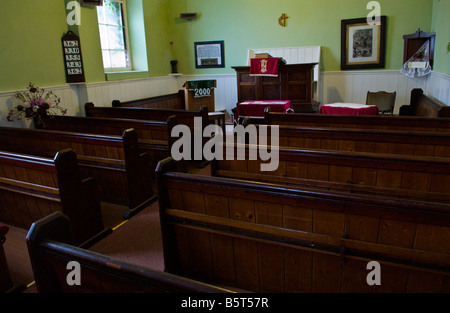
[180, 13, 197, 21]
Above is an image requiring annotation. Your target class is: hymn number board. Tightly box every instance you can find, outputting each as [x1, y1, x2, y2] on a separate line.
[61, 31, 85, 83]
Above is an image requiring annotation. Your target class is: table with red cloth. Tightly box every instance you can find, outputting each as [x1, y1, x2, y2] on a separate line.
[320, 103, 379, 115]
[236, 100, 292, 119]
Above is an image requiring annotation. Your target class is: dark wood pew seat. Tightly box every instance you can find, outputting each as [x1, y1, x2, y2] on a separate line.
[26, 212, 234, 293]
[0, 149, 105, 246]
[0, 126, 154, 219]
[400, 88, 450, 117]
[157, 157, 450, 293]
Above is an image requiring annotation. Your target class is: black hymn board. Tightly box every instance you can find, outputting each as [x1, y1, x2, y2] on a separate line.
[62, 30, 85, 83]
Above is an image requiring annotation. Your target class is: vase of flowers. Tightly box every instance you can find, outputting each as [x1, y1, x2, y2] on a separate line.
[6, 82, 67, 129]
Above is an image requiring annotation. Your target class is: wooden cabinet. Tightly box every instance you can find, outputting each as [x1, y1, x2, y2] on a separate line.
[232, 62, 317, 113]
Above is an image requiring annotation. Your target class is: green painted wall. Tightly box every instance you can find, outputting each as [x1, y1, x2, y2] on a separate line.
[0, 0, 68, 91]
[168, 0, 434, 74]
[142, 0, 173, 76]
[0, 0, 444, 93]
[432, 0, 450, 75]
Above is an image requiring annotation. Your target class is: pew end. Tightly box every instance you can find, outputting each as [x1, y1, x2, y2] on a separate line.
[26, 212, 234, 293]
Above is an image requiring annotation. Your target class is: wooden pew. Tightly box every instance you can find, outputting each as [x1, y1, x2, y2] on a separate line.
[26, 212, 234, 293]
[112, 90, 186, 110]
[0, 149, 105, 246]
[245, 124, 450, 158]
[156, 157, 450, 293]
[264, 109, 450, 133]
[0, 225, 13, 292]
[0, 126, 154, 219]
[211, 144, 450, 204]
[85, 102, 225, 134]
[85, 102, 209, 129]
[400, 88, 450, 117]
[42, 115, 175, 177]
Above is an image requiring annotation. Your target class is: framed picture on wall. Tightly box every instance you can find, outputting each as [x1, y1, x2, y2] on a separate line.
[80, 0, 103, 6]
[194, 41, 225, 68]
[341, 16, 386, 70]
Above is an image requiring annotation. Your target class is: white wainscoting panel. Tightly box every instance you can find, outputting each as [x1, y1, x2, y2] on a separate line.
[427, 71, 450, 106]
[248, 46, 321, 79]
[1, 70, 447, 129]
[248, 46, 321, 102]
[0, 84, 79, 128]
[80, 76, 178, 110]
[320, 70, 430, 114]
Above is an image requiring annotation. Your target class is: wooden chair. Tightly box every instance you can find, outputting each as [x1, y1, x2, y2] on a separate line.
[366, 91, 396, 115]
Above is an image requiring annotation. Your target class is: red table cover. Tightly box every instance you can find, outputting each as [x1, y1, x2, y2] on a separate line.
[320, 103, 379, 116]
[236, 100, 292, 119]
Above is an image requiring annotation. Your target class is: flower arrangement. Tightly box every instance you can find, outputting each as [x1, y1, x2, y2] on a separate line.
[7, 83, 67, 126]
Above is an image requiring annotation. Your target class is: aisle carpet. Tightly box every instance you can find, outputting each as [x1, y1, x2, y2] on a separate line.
[89, 200, 164, 271]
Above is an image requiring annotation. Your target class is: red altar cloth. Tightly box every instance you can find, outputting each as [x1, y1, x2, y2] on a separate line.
[320, 103, 379, 116]
[236, 100, 292, 119]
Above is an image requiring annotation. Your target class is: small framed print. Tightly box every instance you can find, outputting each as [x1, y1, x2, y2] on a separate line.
[80, 0, 103, 6]
[194, 41, 225, 68]
[341, 16, 386, 70]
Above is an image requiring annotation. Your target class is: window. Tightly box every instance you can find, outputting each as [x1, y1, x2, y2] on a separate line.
[97, 0, 131, 71]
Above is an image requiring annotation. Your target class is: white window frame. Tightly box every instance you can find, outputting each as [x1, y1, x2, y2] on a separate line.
[97, 0, 132, 72]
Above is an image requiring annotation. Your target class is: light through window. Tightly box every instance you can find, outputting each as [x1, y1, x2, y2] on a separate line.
[97, 0, 131, 70]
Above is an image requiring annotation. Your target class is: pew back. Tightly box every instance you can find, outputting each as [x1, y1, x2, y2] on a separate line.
[45, 115, 170, 142]
[26, 212, 232, 293]
[0, 149, 104, 245]
[43, 115, 174, 175]
[85, 102, 209, 130]
[0, 127, 154, 216]
[0, 225, 13, 292]
[112, 90, 185, 110]
[211, 144, 450, 203]
[265, 111, 450, 133]
[157, 158, 450, 293]
[249, 124, 450, 158]
[400, 88, 450, 117]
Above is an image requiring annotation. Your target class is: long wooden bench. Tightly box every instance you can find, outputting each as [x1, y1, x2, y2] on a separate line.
[400, 88, 450, 117]
[0, 126, 154, 219]
[0, 225, 13, 292]
[85, 102, 209, 129]
[86, 102, 225, 134]
[156, 157, 450, 293]
[0, 149, 105, 246]
[211, 144, 450, 204]
[85, 103, 221, 163]
[264, 109, 450, 133]
[112, 90, 186, 110]
[26, 212, 234, 293]
[243, 124, 450, 158]
[42, 115, 175, 177]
